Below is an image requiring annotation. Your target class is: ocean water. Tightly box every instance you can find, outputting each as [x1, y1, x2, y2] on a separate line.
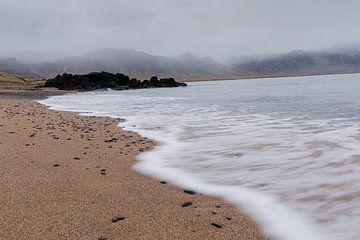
[39, 73, 360, 240]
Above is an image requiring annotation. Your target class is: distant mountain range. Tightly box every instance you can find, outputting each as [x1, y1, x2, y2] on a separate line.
[0, 49, 231, 80]
[230, 50, 360, 78]
[2, 48, 360, 80]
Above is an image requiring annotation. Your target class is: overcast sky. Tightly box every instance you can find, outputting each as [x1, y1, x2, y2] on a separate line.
[1, 0, 360, 61]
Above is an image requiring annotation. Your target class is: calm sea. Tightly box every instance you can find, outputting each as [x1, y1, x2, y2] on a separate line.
[39, 73, 360, 240]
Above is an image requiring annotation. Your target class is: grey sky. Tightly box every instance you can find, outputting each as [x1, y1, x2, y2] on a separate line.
[0, 0, 360, 61]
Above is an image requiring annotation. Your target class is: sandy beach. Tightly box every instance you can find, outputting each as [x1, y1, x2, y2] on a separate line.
[0, 91, 267, 240]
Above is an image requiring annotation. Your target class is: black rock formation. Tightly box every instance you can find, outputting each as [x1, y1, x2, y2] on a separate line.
[44, 72, 187, 91]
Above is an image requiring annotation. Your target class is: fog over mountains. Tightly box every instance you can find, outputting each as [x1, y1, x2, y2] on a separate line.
[231, 49, 360, 78]
[0, 49, 232, 80]
[2, 47, 360, 80]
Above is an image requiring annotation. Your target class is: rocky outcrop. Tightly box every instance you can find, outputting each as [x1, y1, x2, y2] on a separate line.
[44, 72, 187, 91]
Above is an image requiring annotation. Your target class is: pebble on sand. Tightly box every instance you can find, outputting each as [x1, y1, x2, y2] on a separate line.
[181, 201, 193, 207]
[211, 222, 224, 228]
[112, 214, 125, 223]
[183, 189, 196, 195]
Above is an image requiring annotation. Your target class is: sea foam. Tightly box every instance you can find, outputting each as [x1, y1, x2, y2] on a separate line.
[39, 74, 360, 240]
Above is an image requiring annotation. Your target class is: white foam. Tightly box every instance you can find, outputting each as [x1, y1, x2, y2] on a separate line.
[132, 127, 331, 240]
[37, 92, 335, 240]
[37, 75, 360, 240]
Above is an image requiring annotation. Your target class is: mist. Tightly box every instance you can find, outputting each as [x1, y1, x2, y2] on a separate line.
[1, 0, 360, 62]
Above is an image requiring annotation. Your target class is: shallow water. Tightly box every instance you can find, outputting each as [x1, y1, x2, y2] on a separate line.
[39, 73, 360, 240]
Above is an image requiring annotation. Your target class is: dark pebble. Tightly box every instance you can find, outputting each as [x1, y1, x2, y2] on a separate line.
[225, 217, 232, 220]
[111, 214, 125, 223]
[184, 189, 196, 195]
[73, 157, 80, 160]
[215, 205, 221, 208]
[160, 181, 167, 184]
[182, 201, 193, 207]
[211, 222, 224, 228]
[98, 237, 108, 240]
[53, 164, 60, 167]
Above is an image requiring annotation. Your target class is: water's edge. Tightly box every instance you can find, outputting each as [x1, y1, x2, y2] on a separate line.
[38, 96, 332, 240]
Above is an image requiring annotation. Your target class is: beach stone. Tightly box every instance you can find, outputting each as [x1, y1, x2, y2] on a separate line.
[225, 217, 232, 220]
[111, 214, 125, 223]
[182, 201, 193, 207]
[184, 189, 196, 195]
[160, 181, 167, 184]
[98, 237, 108, 240]
[73, 157, 80, 160]
[53, 164, 60, 167]
[211, 222, 224, 228]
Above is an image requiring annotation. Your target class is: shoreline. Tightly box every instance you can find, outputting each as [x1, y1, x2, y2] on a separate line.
[177, 71, 360, 83]
[0, 91, 267, 240]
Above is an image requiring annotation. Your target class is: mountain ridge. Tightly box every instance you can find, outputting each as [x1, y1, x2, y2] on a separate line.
[0, 49, 231, 80]
[2, 48, 360, 81]
[230, 50, 360, 77]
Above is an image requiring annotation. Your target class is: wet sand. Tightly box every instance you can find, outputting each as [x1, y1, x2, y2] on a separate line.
[0, 92, 267, 240]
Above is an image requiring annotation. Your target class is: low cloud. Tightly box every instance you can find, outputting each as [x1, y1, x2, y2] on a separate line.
[0, 0, 359, 61]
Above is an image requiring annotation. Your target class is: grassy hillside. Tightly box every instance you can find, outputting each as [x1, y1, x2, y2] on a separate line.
[0, 71, 45, 90]
[0, 71, 28, 84]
